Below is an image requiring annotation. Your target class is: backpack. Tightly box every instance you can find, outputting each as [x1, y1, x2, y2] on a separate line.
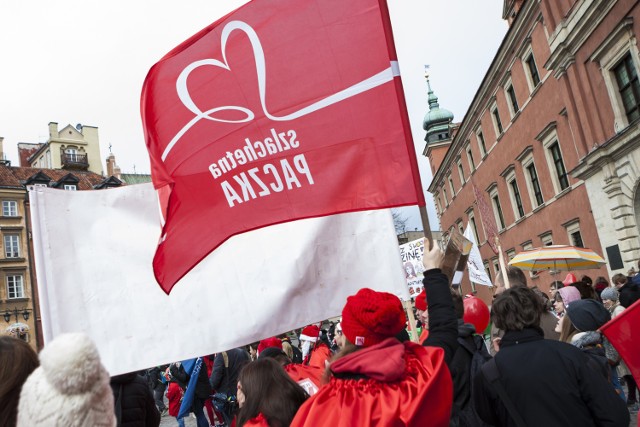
[451, 334, 493, 427]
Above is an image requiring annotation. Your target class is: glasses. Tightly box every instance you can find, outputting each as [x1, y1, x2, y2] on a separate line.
[335, 329, 343, 336]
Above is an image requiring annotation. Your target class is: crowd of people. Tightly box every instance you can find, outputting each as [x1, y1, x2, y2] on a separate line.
[0, 238, 638, 426]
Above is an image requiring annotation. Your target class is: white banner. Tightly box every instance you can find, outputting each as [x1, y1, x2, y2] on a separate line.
[398, 238, 425, 298]
[30, 184, 409, 376]
[464, 224, 493, 287]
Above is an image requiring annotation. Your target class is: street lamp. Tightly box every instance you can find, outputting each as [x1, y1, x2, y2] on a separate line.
[3, 307, 31, 323]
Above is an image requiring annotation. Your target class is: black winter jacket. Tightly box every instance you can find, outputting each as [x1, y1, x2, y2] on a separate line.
[209, 348, 250, 396]
[421, 268, 458, 366]
[619, 282, 640, 308]
[472, 327, 629, 427]
[110, 372, 160, 427]
[170, 360, 211, 400]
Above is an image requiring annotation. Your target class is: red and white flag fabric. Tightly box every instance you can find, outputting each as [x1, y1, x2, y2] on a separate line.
[600, 299, 640, 384]
[471, 181, 499, 255]
[141, 0, 424, 293]
[29, 184, 410, 376]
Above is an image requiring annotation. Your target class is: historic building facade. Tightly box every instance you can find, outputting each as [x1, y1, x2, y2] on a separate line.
[18, 122, 104, 176]
[0, 125, 122, 349]
[425, 0, 640, 299]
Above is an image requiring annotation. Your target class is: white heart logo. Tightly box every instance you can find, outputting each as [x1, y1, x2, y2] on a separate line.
[162, 20, 400, 162]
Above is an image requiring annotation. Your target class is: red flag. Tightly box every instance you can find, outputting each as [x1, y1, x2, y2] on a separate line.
[600, 299, 640, 384]
[471, 181, 499, 254]
[142, 0, 425, 293]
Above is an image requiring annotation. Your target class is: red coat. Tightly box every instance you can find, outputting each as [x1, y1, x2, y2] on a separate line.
[285, 363, 324, 396]
[308, 343, 331, 369]
[243, 413, 270, 426]
[166, 382, 183, 417]
[291, 338, 452, 427]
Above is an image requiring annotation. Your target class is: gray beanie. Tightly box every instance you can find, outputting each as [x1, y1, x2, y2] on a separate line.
[600, 287, 619, 302]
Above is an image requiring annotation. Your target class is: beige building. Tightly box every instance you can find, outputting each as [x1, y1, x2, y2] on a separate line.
[0, 162, 37, 348]
[18, 122, 104, 176]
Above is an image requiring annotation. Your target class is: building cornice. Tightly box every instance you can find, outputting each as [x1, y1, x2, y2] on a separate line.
[571, 121, 640, 180]
[428, 0, 538, 193]
[545, 0, 617, 74]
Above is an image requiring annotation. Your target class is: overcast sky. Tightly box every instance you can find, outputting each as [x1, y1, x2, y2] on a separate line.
[0, 1, 507, 231]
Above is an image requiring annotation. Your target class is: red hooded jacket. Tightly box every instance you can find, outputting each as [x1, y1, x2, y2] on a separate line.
[291, 338, 452, 426]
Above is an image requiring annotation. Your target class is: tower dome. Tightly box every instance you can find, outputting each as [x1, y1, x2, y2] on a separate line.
[422, 76, 454, 144]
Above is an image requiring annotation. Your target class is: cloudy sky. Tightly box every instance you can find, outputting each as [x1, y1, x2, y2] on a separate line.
[0, 1, 507, 230]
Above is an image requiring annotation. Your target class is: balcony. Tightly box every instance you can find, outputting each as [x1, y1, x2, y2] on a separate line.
[60, 153, 89, 170]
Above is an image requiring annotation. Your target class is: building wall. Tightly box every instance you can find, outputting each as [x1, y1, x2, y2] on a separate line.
[0, 188, 37, 350]
[427, 0, 620, 300]
[552, 0, 640, 273]
[30, 123, 104, 176]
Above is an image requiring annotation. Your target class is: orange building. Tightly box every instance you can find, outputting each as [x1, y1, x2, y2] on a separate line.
[425, 0, 640, 301]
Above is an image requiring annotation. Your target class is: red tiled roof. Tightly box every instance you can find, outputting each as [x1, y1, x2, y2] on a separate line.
[0, 164, 116, 191]
[18, 146, 43, 167]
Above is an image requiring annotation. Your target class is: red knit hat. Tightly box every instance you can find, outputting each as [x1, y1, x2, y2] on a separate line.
[341, 288, 405, 347]
[299, 325, 319, 342]
[257, 337, 283, 354]
[415, 289, 427, 311]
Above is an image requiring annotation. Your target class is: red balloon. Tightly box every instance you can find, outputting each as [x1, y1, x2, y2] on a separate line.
[463, 297, 490, 333]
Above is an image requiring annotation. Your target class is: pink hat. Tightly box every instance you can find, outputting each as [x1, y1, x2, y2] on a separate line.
[558, 286, 581, 307]
[562, 273, 577, 286]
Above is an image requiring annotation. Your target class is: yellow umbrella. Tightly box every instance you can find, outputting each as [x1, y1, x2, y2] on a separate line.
[508, 245, 606, 271]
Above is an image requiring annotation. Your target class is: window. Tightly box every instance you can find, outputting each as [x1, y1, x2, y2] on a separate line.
[540, 232, 553, 246]
[488, 185, 506, 230]
[590, 20, 640, 131]
[506, 249, 516, 260]
[525, 52, 541, 89]
[443, 188, 449, 206]
[4, 234, 20, 258]
[492, 258, 500, 275]
[467, 146, 476, 171]
[457, 160, 465, 184]
[477, 129, 488, 156]
[548, 142, 569, 191]
[457, 220, 464, 235]
[526, 163, 543, 206]
[491, 104, 504, 135]
[484, 261, 492, 282]
[565, 221, 584, 248]
[613, 53, 640, 123]
[509, 178, 525, 218]
[507, 85, 520, 117]
[449, 177, 455, 195]
[65, 148, 78, 162]
[468, 211, 481, 243]
[64, 184, 77, 191]
[2, 200, 18, 217]
[492, 195, 506, 230]
[46, 150, 51, 168]
[7, 275, 24, 299]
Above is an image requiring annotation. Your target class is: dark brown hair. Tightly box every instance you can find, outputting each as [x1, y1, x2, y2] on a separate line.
[612, 274, 627, 286]
[452, 291, 464, 319]
[496, 266, 528, 288]
[492, 287, 542, 331]
[0, 336, 39, 426]
[572, 281, 597, 300]
[236, 358, 308, 427]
